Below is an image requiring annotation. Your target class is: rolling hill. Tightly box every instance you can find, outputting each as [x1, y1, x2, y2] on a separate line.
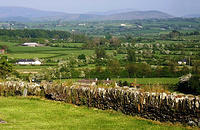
[0, 7, 174, 21]
[99, 11, 174, 20]
[87, 8, 138, 15]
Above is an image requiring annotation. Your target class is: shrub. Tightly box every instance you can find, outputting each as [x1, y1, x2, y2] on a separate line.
[177, 74, 200, 95]
[78, 54, 86, 60]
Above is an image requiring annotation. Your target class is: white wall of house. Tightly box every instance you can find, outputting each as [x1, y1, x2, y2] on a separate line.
[32, 60, 42, 65]
[17, 60, 42, 65]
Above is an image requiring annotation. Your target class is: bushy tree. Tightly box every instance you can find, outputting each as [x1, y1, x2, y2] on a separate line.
[110, 37, 121, 47]
[106, 59, 121, 78]
[0, 45, 8, 51]
[127, 49, 136, 62]
[169, 30, 181, 38]
[0, 56, 13, 79]
[192, 60, 200, 74]
[125, 63, 152, 78]
[78, 54, 86, 60]
[91, 66, 109, 80]
[95, 47, 107, 59]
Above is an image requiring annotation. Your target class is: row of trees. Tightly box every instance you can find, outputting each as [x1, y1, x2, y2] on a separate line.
[160, 30, 200, 40]
[0, 29, 71, 39]
[36, 61, 192, 81]
[84, 63, 191, 80]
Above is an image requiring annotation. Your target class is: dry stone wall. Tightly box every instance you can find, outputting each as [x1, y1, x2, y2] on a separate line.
[0, 81, 200, 127]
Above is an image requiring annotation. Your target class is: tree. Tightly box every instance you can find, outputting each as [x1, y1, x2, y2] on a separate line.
[138, 63, 152, 77]
[78, 54, 86, 60]
[42, 67, 56, 82]
[193, 31, 200, 35]
[125, 63, 137, 78]
[0, 56, 13, 79]
[197, 52, 200, 58]
[110, 37, 121, 47]
[168, 30, 181, 39]
[192, 61, 200, 74]
[168, 60, 178, 76]
[92, 66, 109, 80]
[84, 37, 101, 49]
[127, 49, 136, 62]
[124, 34, 134, 42]
[125, 63, 152, 78]
[105, 33, 112, 40]
[95, 47, 107, 59]
[0, 45, 8, 51]
[106, 59, 121, 78]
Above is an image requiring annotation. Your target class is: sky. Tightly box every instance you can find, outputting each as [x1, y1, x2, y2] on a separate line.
[0, 0, 199, 16]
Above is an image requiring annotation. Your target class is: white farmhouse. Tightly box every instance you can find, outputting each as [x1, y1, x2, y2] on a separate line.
[16, 59, 42, 65]
[78, 23, 86, 26]
[121, 24, 127, 27]
[22, 43, 39, 47]
[137, 25, 143, 29]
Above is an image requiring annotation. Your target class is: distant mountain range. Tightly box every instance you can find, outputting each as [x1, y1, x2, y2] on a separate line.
[87, 8, 138, 15]
[183, 14, 200, 18]
[0, 7, 174, 22]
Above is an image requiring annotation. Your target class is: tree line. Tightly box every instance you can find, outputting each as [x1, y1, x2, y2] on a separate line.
[0, 29, 71, 39]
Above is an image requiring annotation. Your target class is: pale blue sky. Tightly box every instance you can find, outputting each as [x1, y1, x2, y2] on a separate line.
[0, 0, 199, 16]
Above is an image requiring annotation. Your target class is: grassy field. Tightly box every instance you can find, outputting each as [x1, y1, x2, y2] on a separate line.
[59, 78, 179, 85]
[0, 42, 95, 72]
[0, 42, 115, 60]
[0, 42, 84, 59]
[113, 78, 179, 85]
[0, 97, 189, 130]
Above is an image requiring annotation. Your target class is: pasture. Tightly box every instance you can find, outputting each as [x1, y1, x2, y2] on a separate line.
[114, 78, 179, 85]
[60, 78, 179, 85]
[0, 42, 116, 60]
[0, 42, 94, 59]
[0, 97, 188, 130]
[0, 42, 116, 73]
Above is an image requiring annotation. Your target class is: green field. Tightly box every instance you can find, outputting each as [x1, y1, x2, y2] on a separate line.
[114, 78, 179, 85]
[0, 42, 94, 59]
[0, 97, 188, 130]
[59, 78, 179, 85]
[0, 42, 116, 73]
[0, 42, 116, 59]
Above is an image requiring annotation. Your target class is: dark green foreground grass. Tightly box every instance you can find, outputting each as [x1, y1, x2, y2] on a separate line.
[0, 97, 189, 130]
